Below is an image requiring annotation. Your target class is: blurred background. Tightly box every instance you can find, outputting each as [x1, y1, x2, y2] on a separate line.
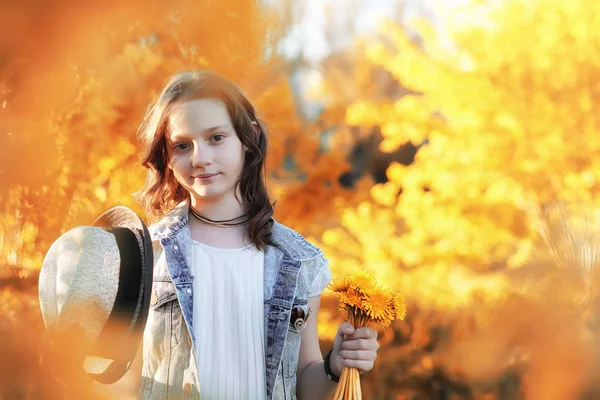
[2, 0, 600, 398]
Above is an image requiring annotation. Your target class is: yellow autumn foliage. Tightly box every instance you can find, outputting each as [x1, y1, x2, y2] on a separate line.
[0, 0, 361, 272]
[319, 0, 600, 309]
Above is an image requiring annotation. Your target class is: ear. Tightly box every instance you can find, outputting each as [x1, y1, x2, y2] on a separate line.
[244, 121, 261, 153]
[251, 121, 261, 141]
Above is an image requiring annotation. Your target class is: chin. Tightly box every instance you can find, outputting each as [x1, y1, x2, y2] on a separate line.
[191, 187, 225, 200]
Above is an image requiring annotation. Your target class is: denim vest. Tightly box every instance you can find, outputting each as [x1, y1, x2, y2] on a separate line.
[137, 201, 329, 400]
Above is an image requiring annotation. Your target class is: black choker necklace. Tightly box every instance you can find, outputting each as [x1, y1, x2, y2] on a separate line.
[189, 208, 249, 228]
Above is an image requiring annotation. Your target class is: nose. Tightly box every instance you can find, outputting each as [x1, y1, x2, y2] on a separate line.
[191, 143, 212, 168]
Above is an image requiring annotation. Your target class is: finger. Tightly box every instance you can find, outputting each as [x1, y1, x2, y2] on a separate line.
[341, 338, 380, 351]
[337, 321, 355, 340]
[334, 321, 355, 349]
[339, 349, 376, 362]
[342, 358, 375, 373]
[349, 327, 378, 339]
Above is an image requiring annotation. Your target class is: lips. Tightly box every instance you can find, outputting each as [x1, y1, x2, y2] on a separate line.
[193, 173, 219, 179]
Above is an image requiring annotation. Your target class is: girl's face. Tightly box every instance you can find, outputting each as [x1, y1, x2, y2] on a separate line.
[166, 98, 245, 204]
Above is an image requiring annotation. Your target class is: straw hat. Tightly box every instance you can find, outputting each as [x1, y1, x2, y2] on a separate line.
[38, 206, 153, 384]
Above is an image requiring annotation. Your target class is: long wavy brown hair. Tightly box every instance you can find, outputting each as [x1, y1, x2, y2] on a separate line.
[135, 71, 274, 250]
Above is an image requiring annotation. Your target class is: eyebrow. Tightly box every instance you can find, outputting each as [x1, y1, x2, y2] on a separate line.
[168, 125, 231, 141]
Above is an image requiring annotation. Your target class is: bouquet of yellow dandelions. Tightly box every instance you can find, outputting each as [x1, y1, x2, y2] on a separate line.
[328, 270, 406, 400]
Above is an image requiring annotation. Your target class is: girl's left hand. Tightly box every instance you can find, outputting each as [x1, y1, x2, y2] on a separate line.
[330, 321, 379, 376]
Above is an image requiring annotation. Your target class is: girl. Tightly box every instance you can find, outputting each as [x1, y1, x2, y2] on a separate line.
[135, 71, 379, 400]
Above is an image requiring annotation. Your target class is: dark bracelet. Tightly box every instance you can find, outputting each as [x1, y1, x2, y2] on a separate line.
[324, 348, 340, 383]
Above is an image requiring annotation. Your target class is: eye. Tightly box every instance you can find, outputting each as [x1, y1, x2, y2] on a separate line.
[210, 134, 226, 143]
[173, 143, 190, 151]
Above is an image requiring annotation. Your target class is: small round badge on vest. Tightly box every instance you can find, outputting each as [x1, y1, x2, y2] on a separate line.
[38, 206, 154, 385]
[290, 305, 312, 332]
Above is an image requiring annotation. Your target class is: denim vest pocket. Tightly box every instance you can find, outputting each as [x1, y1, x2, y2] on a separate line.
[149, 280, 183, 349]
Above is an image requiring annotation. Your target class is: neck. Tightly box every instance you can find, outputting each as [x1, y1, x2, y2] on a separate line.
[189, 194, 247, 222]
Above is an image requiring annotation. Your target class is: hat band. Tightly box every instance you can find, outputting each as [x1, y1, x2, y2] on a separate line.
[87, 227, 142, 366]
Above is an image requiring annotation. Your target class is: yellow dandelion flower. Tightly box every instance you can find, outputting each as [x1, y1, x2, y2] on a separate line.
[393, 291, 407, 321]
[344, 287, 364, 309]
[370, 317, 393, 332]
[348, 270, 377, 294]
[338, 291, 350, 304]
[337, 289, 362, 311]
[330, 271, 406, 330]
[363, 288, 393, 320]
[327, 276, 351, 293]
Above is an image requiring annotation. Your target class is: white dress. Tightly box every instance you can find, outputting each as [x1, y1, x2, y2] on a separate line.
[191, 239, 332, 399]
[192, 240, 266, 399]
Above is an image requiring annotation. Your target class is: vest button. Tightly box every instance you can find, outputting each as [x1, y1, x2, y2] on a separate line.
[150, 291, 158, 306]
[183, 383, 193, 394]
